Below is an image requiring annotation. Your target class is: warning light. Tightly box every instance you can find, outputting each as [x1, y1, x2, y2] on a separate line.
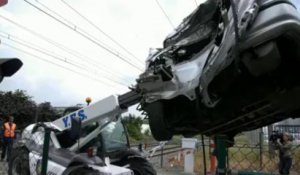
[85, 97, 92, 105]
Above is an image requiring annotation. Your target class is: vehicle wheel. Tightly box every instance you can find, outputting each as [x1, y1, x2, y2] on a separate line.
[144, 101, 173, 141]
[117, 157, 156, 175]
[8, 148, 30, 175]
[67, 167, 100, 175]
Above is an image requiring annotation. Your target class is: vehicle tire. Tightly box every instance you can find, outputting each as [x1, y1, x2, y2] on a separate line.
[67, 167, 100, 175]
[8, 148, 30, 175]
[144, 101, 173, 141]
[116, 157, 156, 175]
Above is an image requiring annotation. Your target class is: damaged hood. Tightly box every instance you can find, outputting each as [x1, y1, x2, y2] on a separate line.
[163, 0, 220, 48]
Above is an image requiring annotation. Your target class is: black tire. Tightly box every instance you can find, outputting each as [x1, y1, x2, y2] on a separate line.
[8, 148, 30, 175]
[144, 101, 173, 141]
[116, 157, 156, 175]
[67, 167, 100, 175]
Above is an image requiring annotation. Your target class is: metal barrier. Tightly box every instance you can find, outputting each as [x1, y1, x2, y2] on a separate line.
[132, 141, 184, 169]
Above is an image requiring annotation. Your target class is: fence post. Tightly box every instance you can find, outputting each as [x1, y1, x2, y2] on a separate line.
[160, 146, 164, 168]
[259, 128, 264, 169]
[268, 125, 275, 158]
[201, 135, 207, 175]
[226, 147, 229, 172]
[216, 135, 227, 175]
[41, 128, 51, 175]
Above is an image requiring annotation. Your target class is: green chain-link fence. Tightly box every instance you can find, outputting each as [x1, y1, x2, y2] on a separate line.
[228, 144, 300, 175]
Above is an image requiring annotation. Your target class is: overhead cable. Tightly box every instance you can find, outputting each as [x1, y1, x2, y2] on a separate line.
[24, 0, 143, 71]
[0, 35, 129, 87]
[0, 30, 126, 82]
[60, 0, 144, 65]
[154, 0, 175, 29]
[0, 34, 86, 70]
[34, 0, 116, 54]
[0, 14, 131, 79]
[1, 42, 119, 88]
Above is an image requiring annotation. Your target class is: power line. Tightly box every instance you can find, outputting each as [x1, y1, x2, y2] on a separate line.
[1, 42, 118, 88]
[34, 0, 117, 55]
[0, 14, 131, 80]
[0, 30, 123, 82]
[35, 0, 75, 29]
[1, 32, 53, 58]
[154, 0, 175, 29]
[24, 0, 143, 71]
[0, 34, 86, 70]
[0, 35, 129, 87]
[60, 0, 144, 65]
[194, 0, 198, 6]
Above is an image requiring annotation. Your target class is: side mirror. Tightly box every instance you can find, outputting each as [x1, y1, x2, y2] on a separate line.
[0, 0, 8, 7]
[0, 58, 23, 83]
[70, 117, 81, 140]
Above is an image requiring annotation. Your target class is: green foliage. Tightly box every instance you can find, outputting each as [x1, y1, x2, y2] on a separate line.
[171, 135, 184, 145]
[0, 90, 59, 129]
[37, 102, 60, 122]
[144, 129, 151, 136]
[122, 114, 144, 141]
[0, 90, 36, 129]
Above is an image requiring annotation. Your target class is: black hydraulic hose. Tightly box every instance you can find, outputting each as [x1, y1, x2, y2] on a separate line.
[118, 90, 141, 109]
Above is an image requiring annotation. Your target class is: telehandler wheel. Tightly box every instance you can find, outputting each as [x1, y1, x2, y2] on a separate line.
[8, 148, 30, 175]
[117, 157, 156, 175]
[63, 165, 101, 175]
[68, 167, 100, 175]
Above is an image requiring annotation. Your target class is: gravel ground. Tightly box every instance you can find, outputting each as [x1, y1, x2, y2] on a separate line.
[0, 161, 8, 175]
[156, 168, 196, 175]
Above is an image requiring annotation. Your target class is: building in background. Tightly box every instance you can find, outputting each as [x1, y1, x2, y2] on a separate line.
[245, 118, 300, 144]
[274, 118, 300, 141]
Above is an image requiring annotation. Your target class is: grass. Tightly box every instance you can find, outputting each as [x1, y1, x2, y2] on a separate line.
[235, 134, 250, 145]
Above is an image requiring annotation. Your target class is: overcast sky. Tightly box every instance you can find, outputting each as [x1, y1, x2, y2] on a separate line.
[0, 0, 204, 110]
[0, 0, 299, 112]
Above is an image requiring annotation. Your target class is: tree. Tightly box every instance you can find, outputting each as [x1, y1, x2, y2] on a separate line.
[122, 114, 144, 141]
[0, 90, 59, 129]
[144, 129, 151, 136]
[37, 102, 60, 122]
[0, 90, 36, 129]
